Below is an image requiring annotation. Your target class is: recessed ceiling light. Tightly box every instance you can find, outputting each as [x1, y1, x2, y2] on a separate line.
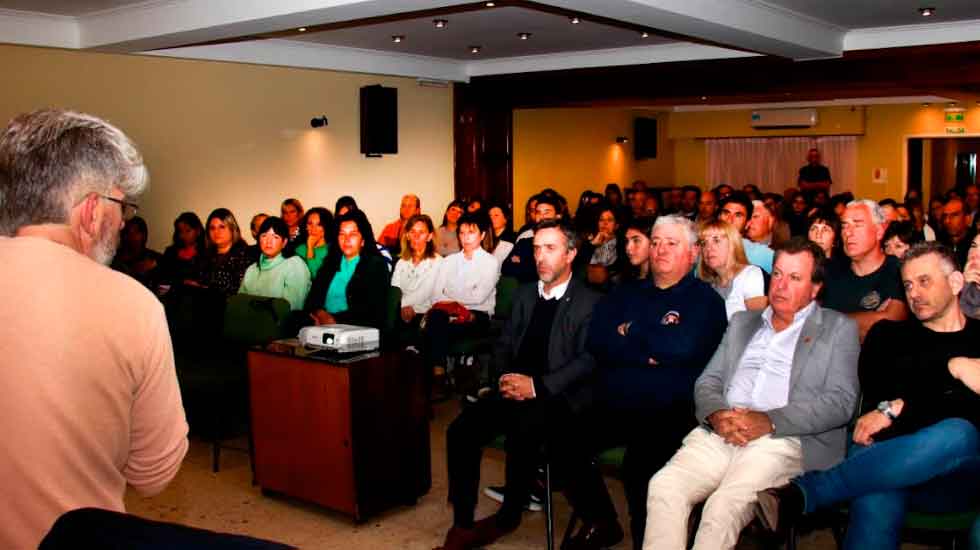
[570, 16, 581, 24]
[517, 32, 531, 40]
[392, 35, 405, 43]
[922, 102, 931, 107]
[485, 1, 495, 6]
[701, 96, 708, 101]
[433, 19, 448, 28]
[297, 27, 307, 32]
[919, 7, 935, 16]
[640, 31, 649, 38]
[469, 45, 482, 54]
[948, 102, 958, 107]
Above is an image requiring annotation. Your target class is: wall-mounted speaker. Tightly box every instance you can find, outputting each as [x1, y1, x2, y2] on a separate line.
[634, 117, 657, 160]
[360, 85, 398, 157]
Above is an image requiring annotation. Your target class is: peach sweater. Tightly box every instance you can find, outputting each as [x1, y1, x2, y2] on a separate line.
[0, 236, 188, 549]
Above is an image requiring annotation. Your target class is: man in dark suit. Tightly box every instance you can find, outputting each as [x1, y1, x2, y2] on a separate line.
[434, 220, 601, 550]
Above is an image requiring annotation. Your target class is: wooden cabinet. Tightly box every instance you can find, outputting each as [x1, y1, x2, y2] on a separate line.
[247, 349, 430, 521]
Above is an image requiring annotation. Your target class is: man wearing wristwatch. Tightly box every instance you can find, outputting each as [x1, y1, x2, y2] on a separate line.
[643, 237, 860, 549]
[757, 242, 980, 550]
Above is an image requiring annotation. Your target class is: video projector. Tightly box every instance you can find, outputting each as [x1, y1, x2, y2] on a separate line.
[298, 324, 380, 353]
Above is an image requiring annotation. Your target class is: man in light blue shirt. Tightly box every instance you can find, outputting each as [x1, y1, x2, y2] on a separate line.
[719, 192, 774, 273]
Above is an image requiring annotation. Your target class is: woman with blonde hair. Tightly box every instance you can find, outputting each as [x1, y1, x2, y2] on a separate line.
[391, 214, 443, 342]
[697, 219, 767, 319]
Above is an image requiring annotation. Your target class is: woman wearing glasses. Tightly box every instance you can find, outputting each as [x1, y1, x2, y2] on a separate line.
[697, 218, 768, 320]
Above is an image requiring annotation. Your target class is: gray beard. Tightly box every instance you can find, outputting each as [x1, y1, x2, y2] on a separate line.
[92, 218, 120, 266]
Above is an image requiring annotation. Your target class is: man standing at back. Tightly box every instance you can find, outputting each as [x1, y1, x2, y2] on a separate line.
[0, 109, 188, 548]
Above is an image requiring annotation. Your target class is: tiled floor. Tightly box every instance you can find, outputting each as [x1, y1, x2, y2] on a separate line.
[125, 400, 931, 549]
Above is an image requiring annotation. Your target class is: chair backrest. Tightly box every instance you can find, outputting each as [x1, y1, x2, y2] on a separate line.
[494, 276, 520, 319]
[385, 285, 402, 334]
[223, 294, 292, 347]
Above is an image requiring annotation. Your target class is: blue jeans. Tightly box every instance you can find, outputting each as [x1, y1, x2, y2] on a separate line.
[794, 418, 980, 550]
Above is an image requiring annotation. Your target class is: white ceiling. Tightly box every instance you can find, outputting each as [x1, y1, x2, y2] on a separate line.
[293, 6, 673, 60]
[0, 0, 147, 16]
[1, 0, 979, 83]
[760, 0, 980, 29]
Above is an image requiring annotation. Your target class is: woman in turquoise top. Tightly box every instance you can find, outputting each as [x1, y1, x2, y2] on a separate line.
[239, 216, 311, 311]
[305, 209, 390, 331]
[293, 207, 333, 278]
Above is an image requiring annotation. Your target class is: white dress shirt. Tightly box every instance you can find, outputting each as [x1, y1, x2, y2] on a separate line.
[537, 277, 570, 300]
[431, 248, 500, 314]
[724, 301, 816, 411]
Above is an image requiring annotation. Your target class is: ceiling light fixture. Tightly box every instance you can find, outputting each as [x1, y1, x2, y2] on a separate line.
[948, 102, 958, 107]
[701, 96, 708, 101]
[922, 102, 931, 107]
[919, 7, 935, 16]
[616, 136, 629, 144]
[433, 19, 448, 28]
[570, 16, 581, 24]
[485, 1, 495, 6]
[392, 35, 405, 43]
[469, 45, 482, 54]
[641, 31, 650, 38]
[310, 116, 328, 128]
[517, 32, 531, 40]
[297, 27, 307, 32]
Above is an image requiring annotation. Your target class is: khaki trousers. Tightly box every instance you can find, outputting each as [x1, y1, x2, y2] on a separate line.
[643, 426, 803, 550]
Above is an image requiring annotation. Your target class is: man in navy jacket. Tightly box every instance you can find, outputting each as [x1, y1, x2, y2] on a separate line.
[560, 215, 728, 550]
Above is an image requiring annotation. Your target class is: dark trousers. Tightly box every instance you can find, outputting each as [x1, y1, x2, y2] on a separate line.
[423, 309, 491, 366]
[446, 393, 576, 527]
[557, 402, 697, 550]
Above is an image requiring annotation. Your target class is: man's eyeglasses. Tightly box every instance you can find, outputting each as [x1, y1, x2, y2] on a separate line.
[101, 195, 139, 220]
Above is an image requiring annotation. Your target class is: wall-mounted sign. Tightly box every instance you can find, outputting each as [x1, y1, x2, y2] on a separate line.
[945, 107, 967, 134]
[872, 168, 888, 184]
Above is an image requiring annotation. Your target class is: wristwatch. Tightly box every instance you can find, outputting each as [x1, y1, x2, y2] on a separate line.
[877, 400, 897, 420]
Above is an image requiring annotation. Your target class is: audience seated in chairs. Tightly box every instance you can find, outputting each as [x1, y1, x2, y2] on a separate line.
[488, 203, 516, 244]
[378, 194, 420, 254]
[585, 204, 620, 288]
[719, 192, 773, 273]
[619, 216, 655, 283]
[391, 214, 442, 346]
[558, 215, 728, 550]
[304, 209, 391, 330]
[758, 242, 980, 550]
[434, 220, 601, 550]
[246, 212, 268, 263]
[436, 200, 465, 257]
[239, 216, 311, 311]
[697, 218, 768, 320]
[294, 206, 333, 278]
[961, 234, 980, 320]
[197, 208, 252, 298]
[423, 211, 500, 387]
[502, 194, 563, 283]
[111, 215, 162, 289]
[280, 197, 304, 254]
[645, 237, 860, 550]
[158, 211, 206, 293]
[806, 208, 843, 269]
[882, 220, 921, 259]
[821, 199, 908, 342]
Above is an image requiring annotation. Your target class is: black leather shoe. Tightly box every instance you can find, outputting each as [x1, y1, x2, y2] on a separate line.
[564, 519, 624, 550]
[755, 483, 804, 536]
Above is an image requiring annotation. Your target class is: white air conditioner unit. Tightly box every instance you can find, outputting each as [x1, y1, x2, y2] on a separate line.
[750, 108, 818, 128]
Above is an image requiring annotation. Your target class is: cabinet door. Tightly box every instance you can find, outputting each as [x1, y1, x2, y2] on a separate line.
[249, 352, 355, 515]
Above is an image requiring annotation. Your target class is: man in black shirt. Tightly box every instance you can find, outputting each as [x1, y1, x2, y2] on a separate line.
[797, 148, 832, 199]
[435, 220, 601, 550]
[822, 199, 908, 341]
[757, 242, 980, 548]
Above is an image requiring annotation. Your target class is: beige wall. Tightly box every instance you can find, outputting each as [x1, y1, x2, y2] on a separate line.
[0, 44, 454, 249]
[513, 107, 672, 222]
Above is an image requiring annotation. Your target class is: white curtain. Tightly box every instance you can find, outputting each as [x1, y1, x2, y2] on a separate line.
[706, 136, 856, 195]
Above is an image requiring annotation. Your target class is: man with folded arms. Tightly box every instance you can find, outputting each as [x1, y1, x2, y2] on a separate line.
[757, 242, 980, 550]
[644, 237, 859, 550]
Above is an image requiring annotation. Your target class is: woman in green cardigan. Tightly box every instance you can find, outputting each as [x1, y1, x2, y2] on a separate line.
[304, 209, 390, 331]
[239, 216, 311, 311]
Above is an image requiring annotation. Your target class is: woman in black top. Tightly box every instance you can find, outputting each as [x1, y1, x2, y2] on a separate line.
[111, 216, 162, 289]
[197, 208, 251, 297]
[304, 209, 391, 333]
[158, 212, 206, 293]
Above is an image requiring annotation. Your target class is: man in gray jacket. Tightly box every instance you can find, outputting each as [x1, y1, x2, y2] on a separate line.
[643, 237, 860, 550]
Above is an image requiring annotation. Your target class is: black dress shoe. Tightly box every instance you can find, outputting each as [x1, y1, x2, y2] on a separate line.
[564, 519, 624, 550]
[755, 483, 805, 536]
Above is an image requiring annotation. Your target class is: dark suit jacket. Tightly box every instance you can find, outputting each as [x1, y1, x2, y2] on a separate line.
[304, 253, 391, 330]
[490, 277, 601, 412]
